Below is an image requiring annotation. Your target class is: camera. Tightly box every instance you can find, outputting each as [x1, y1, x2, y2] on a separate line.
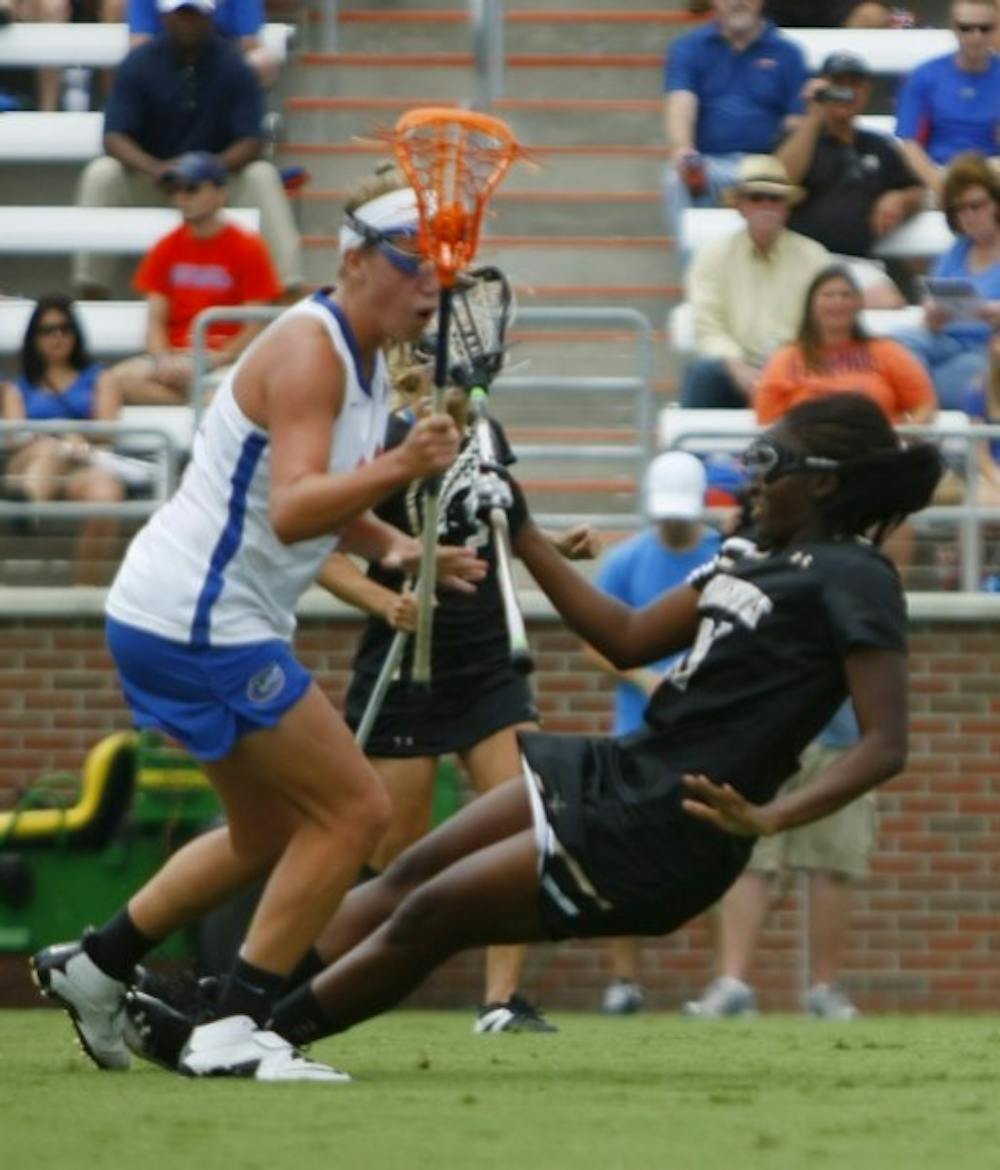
[815, 85, 856, 104]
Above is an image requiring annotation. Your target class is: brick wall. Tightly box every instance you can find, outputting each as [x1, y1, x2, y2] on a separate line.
[2, 611, 999, 1013]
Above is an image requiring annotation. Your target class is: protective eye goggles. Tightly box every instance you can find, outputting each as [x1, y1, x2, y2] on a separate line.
[344, 213, 431, 277]
[742, 438, 841, 484]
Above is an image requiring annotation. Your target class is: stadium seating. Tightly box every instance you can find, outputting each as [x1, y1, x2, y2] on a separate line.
[680, 208, 954, 260]
[0, 112, 101, 162]
[0, 21, 294, 68]
[0, 206, 259, 254]
[0, 299, 146, 355]
[668, 303, 925, 355]
[781, 28, 953, 73]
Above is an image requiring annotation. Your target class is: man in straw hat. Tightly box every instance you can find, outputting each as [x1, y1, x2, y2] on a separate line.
[680, 154, 830, 409]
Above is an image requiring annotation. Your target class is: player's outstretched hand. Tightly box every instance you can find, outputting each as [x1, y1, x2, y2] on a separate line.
[398, 413, 462, 479]
[384, 589, 418, 632]
[681, 773, 778, 837]
[435, 544, 488, 594]
[551, 523, 601, 561]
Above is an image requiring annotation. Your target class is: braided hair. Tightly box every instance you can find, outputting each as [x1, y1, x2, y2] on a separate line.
[781, 393, 943, 545]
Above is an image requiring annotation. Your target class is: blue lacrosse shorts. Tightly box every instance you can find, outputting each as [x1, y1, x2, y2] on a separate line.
[106, 617, 313, 762]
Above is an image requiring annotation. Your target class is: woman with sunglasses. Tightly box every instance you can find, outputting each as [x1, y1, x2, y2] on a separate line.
[122, 392, 940, 1065]
[893, 153, 1000, 409]
[756, 264, 937, 425]
[1, 294, 125, 585]
[31, 169, 485, 1083]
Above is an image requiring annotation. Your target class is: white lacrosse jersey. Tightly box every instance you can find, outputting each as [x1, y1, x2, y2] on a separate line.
[106, 292, 390, 647]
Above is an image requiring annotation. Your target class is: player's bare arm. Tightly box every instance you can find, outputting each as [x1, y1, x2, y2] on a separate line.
[515, 520, 701, 668]
[683, 646, 908, 837]
[240, 317, 459, 543]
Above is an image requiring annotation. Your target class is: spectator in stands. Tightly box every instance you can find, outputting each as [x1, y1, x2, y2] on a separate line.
[581, 451, 721, 1017]
[893, 152, 1000, 409]
[72, 0, 302, 299]
[682, 701, 870, 1020]
[680, 155, 829, 408]
[0, 0, 72, 112]
[110, 151, 281, 406]
[756, 265, 937, 423]
[662, 0, 808, 239]
[961, 329, 1000, 504]
[0, 294, 124, 585]
[777, 52, 925, 309]
[127, 0, 279, 87]
[895, 0, 1000, 199]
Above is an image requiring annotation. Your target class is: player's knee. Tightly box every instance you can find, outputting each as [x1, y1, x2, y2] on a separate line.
[384, 883, 453, 951]
[380, 836, 441, 897]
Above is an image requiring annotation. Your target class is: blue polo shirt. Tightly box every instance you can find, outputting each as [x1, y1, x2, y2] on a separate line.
[930, 237, 1000, 344]
[895, 53, 1000, 163]
[129, 0, 263, 40]
[665, 21, 807, 155]
[104, 34, 262, 159]
[595, 526, 721, 735]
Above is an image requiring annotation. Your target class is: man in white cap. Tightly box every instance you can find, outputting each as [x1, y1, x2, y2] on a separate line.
[582, 451, 721, 1013]
[681, 154, 830, 408]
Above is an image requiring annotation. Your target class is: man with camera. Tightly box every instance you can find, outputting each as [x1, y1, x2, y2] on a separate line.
[776, 52, 925, 308]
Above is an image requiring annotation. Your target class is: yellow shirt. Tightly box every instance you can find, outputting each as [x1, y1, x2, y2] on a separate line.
[686, 228, 830, 365]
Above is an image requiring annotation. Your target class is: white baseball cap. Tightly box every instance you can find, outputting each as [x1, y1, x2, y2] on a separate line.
[157, 0, 215, 13]
[643, 451, 707, 521]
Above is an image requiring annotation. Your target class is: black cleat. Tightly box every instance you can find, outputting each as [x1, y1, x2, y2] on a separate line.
[123, 989, 196, 1071]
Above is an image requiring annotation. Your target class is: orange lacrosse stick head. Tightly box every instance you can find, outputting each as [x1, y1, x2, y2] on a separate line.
[390, 108, 522, 288]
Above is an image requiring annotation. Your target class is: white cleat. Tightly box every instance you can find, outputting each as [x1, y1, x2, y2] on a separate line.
[681, 976, 758, 1019]
[31, 939, 130, 1069]
[179, 1015, 351, 1083]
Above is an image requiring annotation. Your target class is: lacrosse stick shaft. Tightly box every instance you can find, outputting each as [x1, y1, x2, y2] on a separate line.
[470, 388, 534, 675]
[354, 626, 409, 750]
[412, 285, 454, 684]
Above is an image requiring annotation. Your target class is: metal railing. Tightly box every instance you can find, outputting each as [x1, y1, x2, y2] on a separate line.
[0, 419, 178, 522]
[310, 0, 505, 108]
[190, 304, 285, 428]
[665, 420, 1000, 594]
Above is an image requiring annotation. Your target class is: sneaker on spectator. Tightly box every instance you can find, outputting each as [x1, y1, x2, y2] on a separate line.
[474, 994, 558, 1033]
[805, 983, 860, 1020]
[31, 936, 130, 1069]
[601, 978, 645, 1015]
[682, 976, 757, 1018]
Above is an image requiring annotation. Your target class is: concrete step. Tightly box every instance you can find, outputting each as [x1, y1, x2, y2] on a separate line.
[279, 141, 668, 193]
[334, 11, 694, 55]
[295, 54, 663, 99]
[284, 95, 663, 146]
[303, 230, 672, 282]
[294, 187, 667, 236]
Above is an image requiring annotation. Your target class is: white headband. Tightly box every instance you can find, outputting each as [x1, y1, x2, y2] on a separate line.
[339, 187, 420, 255]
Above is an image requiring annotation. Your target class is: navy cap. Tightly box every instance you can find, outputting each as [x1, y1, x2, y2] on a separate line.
[163, 151, 228, 187]
[820, 51, 871, 78]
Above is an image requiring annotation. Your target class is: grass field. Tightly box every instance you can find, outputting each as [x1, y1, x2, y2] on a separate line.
[4, 1009, 1000, 1170]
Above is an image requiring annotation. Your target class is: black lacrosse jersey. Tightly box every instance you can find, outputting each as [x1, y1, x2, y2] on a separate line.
[350, 411, 516, 684]
[636, 534, 907, 805]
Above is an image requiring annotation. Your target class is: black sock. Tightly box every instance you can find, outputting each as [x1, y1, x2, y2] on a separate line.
[217, 957, 288, 1027]
[269, 983, 337, 1047]
[285, 947, 325, 993]
[83, 909, 156, 982]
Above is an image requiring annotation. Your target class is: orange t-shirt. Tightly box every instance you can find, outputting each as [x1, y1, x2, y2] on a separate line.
[755, 339, 937, 425]
[134, 222, 282, 350]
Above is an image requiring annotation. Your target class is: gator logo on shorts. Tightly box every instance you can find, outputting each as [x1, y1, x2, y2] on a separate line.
[246, 662, 286, 704]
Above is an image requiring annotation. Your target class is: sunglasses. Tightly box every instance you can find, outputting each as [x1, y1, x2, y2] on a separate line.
[743, 192, 788, 204]
[742, 438, 840, 484]
[956, 20, 995, 31]
[36, 322, 74, 337]
[344, 212, 433, 278]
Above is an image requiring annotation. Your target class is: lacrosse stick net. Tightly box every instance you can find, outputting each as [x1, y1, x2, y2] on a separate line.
[389, 109, 523, 683]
